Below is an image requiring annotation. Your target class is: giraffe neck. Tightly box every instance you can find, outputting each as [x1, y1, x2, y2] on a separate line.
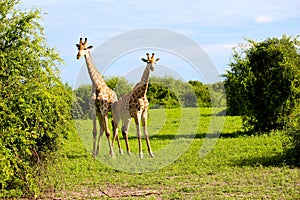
[134, 65, 151, 97]
[84, 52, 106, 89]
[140, 65, 151, 85]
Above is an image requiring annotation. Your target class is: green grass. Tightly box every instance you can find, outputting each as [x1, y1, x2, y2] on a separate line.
[41, 108, 300, 199]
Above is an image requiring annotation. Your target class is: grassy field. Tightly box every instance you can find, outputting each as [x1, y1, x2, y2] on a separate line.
[42, 108, 300, 199]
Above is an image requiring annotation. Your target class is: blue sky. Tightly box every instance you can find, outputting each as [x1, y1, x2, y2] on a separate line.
[20, 0, 300, 86]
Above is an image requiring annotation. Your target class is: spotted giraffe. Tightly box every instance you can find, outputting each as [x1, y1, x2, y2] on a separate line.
[112, 53, 160, 158]
[76, 38, 118, 157]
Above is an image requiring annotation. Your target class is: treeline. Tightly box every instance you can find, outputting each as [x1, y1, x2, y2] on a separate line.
[73, 76, 225, 119]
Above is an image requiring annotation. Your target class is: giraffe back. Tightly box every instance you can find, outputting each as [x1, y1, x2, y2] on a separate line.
[95, 84, 118, 115]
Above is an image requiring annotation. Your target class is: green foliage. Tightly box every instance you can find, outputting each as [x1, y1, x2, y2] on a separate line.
[224, 35, 300, 132]
[284, 105, 300, 166]
[105, 76, 132, 98]
[207, 81, 227, 107]
[149, 76, 198, 108]
[74, 76, 213, 114]
[74, 76, 219, 116]
[224, 43, 254, 116]
[188, 80, 211, 107]
[73, 77, 132, 119]
[148, 82, 180, 108]
[0, 0, 74, 197]
[73, 84, 92, 119]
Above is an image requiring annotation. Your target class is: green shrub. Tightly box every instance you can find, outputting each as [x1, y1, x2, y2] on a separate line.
[284, 106, 300, 166]
[224, 35, 300, 132]
[0, 0, 74, 197]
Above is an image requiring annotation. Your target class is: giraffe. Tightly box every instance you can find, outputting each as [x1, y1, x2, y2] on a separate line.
[76, 37, 118, 157]
[112, 53, 160, 158]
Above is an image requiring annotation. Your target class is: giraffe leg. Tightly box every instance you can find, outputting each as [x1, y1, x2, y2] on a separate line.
[112, 117, 123, 155]
[122, 119, 131, 156]
[134, 114, 143, 159]
[142, 110, 154, 157]
[95, 112, 104, 156]
[92, 113, 97, 158]
[90, 93, 97, 157]
[103, 114, 114, 157]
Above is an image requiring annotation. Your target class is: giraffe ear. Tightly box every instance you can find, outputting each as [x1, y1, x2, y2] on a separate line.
[155, 58, 160, 62]
[87, 45, 93, 49]
[76, 44, 80, 48]
[141, 58, 148, 62]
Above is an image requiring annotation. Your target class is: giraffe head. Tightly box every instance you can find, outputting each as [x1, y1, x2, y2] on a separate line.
[141, 53, 160, 71]
[76, 38, 93, 59]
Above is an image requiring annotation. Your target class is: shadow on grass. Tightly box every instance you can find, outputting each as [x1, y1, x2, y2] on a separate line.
[149, 133, 207, 140]
[114, 131, 253, 144]
[125, 133, 207, 141]
[231, 153, 294, 167]
[144, 130, 252, 141]
[124, 130, 253, 141]
[124, 132, 248, 141]
[198, 108, 227, 117]
[219, 130, 253, 138]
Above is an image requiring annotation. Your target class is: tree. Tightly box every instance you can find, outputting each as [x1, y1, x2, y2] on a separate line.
[147, 82, 179, 108]
[224, 35, 300, 132]
[188, 80, 211, 107]
[73, 84, 92, 119]
[178, 82, 198, 107]
[223, 42, 253, 116]
[207, 82, 226, 107]
[149, 76, 197, 108]
[0, 0, 74, 197]
[73, 77, 132, 119]
[105, 76, 132, 98]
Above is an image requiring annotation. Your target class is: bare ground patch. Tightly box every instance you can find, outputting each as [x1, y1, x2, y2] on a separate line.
[40, 183, 162, 199]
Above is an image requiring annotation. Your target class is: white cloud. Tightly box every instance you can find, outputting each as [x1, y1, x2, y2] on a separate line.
[202, 44, 238, 52]
[255, 15, 274, 24]
[223, 44, 238, 49]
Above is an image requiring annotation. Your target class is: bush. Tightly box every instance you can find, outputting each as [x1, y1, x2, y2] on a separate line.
[224, 35, 300, 132]
[105, 76, 132, 98]
[73, 84, 92, 119]
[148, 82, 180, 108]
[149, 76, 198, 108]
[284, 106, 300, 166]
[188, 80, 211, 107]
[0, 1, 74, 197]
